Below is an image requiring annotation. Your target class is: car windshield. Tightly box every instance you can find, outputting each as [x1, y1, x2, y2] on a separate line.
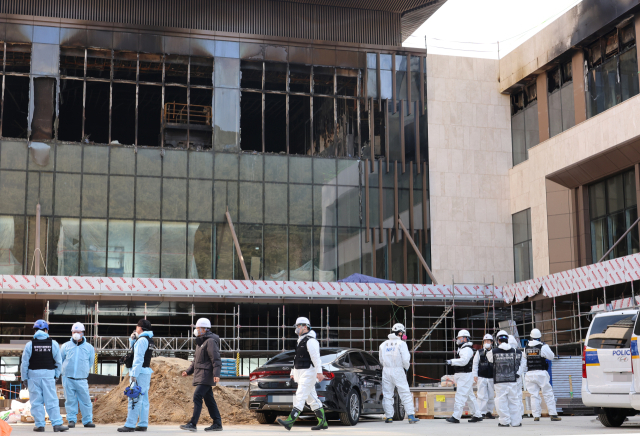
[264, 349, 345, 365]
[588, 314, 636, 349]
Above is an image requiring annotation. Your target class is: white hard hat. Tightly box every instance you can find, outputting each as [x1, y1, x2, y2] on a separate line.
[457, 329, 470, 338]
[71, 322, 85, 332]
[294, 317, 311, 327]
[483, 334, 494, 341]
[496, 330, 509, 339]
[195, 318, 211, 329]
[392, 323, 405, 333]
[530, 328, 541, 339]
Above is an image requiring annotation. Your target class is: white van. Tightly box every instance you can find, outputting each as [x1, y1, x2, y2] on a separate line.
[582, 309, 638, 427]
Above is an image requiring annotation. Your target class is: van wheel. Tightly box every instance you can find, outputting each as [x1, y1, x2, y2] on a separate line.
[256, 412, 277, 424]
[599, 408, 626, 427]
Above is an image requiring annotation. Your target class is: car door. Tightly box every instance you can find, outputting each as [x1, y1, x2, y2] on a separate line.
[348, 352, 374, 412]
[362, 352, 384, 411]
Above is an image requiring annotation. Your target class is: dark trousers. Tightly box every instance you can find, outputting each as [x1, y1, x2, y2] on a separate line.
[191, 384, 222, 426]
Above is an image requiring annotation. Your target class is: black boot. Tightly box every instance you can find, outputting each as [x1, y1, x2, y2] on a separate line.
[446, 416, 460, 423]
[277, 408, 301, 431]
[469, 416, 483, 423]
[311, 408, 328, 431]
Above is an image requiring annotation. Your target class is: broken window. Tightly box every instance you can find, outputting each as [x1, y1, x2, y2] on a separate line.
[240, 60, 263, 89]
[264, 62, 286, 91]
[5, 43, 31, 73]
[547, 59, 574, 138]
[84, 81, 110, 144]
[58, 79, 84, 142]
[60, 47, 85, 77]
[264, 93, 286, 153]
[313, 97, 335, 156]
[164, 86, 188, 147]
[165, 55, 189, 85]
[139, 53, 163, 83]
[190, 56, 213, 87]
[32, 78, 57, 141]
[336, 68, 358, 97]
[113, 51, 137, 81]
[189, 88, 213, 149]
[289, 64, 310, 93]
[240, 91, 262, 152]
[335, 99, 359, 158]
[587, 21, 638, 118]
[289, 95, 311, 155]
[138, 85, 162, 146]
[111, 83, 136, 145]
[313, 66, 334, 95]
[511, 82, 538, 165]
[86, 49, 111, 79]
[2, 76, 30, 138]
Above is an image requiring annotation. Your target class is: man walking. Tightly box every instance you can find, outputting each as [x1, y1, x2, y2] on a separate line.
[473, 334, 495, 419]
[61, 322, 96, 428]
[445, 330, 483, 423]
[379, 323, 419, 424]
[277, 317, 327, 431]
[118, 320, 155, 432]
[20, 320, 68, 432]
[487, 331, 526, 427]
[525, 328, 561, 422]
[180, 318, 223, 432]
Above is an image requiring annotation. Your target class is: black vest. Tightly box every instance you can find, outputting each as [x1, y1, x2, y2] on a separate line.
[492, 347, 520, 384]
[141, 336, 154, 368]
[28, 337, 56, 371]
[525, 343, 548, 371]
[478, 349, 493, 378]
[454, 343, 474, 373]
[294, 335, 314, 369]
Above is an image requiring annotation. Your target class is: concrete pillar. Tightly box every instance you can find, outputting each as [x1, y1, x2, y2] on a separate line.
[572, 50, 587, 125]
[536, 73, 549, 143]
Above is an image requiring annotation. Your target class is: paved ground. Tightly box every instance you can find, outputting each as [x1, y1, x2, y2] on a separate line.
[8, 415, 640, 435]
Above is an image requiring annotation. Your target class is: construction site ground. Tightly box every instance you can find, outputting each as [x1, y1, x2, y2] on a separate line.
[7, 415, 640, 435]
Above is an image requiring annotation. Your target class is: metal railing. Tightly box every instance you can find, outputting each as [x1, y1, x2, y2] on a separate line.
[164, 102, 212, 125]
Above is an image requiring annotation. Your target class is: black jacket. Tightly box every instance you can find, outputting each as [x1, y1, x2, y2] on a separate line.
[186, 331, 222, 386]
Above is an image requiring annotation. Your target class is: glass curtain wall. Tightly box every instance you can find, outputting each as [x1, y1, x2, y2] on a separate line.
[511, 82, 539, 166]
[586, 22, 639, 118]
[589, 169, 640, 262]
[547, 60, 575, 138]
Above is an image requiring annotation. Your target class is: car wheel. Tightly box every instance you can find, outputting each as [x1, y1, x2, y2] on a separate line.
[392, 390, 405, 421]
[256, 411, 277, 424]
[339, 389, 361, 426]
[599, 408, 626, 427]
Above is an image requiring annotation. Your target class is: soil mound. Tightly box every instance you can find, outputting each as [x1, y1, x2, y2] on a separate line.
[93, 356, 258, 425]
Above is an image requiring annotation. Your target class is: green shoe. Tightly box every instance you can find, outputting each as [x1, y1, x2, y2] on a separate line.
[277, 408, 301, 431]
[311, 408, 328, 431]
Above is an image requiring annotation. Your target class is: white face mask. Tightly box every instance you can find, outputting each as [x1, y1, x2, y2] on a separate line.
[193, 329, 200, 337]
[456, 338, 463, 345]
[483, 343, 492, 349]
[72, 333, 82, 341]
[295, 326, 306, 336]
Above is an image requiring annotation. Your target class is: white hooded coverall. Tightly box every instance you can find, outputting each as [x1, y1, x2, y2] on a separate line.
[472, 350, 495, 415]
[450, 343, 482, 420]
[508, 335, 524, 417]
[524, 340, 557, 417]
[291, 330, 323, 412]
[379, 333, 415, 417]
[487, 343, 526, 427]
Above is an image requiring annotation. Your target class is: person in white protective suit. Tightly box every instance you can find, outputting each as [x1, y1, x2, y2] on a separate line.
[277, 317, 327, 431]
[61, 322, 96, 428]
[472, 334, 495, 419]
[445, 330, 483, 423]
[487, 331, 526, 427]
[507, 334, 525, 419]
[525, 328, 561, 421]
[379, 323, 420, 424]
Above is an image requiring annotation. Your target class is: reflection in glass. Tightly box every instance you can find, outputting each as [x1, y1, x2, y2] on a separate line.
[289, 226, 313, 281]
[607, 174, 625, 213]
[514, 241, 532, 283]
[314, 185, 336, 227]
[214, 181, 238, 223]
[237, 224, 262, 280]
[264, 225, 287, 280]
[627, 207, 640, 254]
[0, 216, 24, 274]
[561, 83, 575, 132]
[511, 111, 525, 165]
[134, 221, 160, 278]
[313, 227, 336, 282]
[337, 227, 360, 279]
[107, 220, 133, 277]
[548, 90, 562, 138]
[239, 182, 263, 223]
[214, 223, 234, 280]
[290, 185, 313, 225]
[524, 104, 539, 150]
[80, 219, 107, 276]
[395, 55, 407, 100]
[161, 222, 186, 278]
[380, 70, 392, 100]
[621, 49, 639, 102]
[52, 218, 79, 276]
[609, 212, 628, 259]
[337, 186, 360, 227]
[602, 57, 619, 111]
[188, 223, 212, 279]
[313, 97, 335, 157]
[265, 183, 287, 224]
[591, 218, 607, 263]
[214, 88, 240, 151]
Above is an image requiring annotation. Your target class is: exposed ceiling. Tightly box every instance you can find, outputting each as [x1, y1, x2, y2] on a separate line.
[274, 0, 448, 42]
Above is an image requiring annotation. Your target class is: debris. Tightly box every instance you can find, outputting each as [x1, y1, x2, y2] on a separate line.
[93, 357, 258, 425]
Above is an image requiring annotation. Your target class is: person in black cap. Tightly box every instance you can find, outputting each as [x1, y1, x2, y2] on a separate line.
[118, 319, 155, 432]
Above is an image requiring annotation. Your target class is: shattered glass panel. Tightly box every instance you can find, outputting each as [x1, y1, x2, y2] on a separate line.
[240, 60, 263, 89]
[289, 64, 310, 93]
[138, 53, 163, 83]
[113, 51, 137, 80]
[86, 49, 111, 79]
[60, 47, 85, 77]
[313, 97, 335, 157]
[314, 66, 334, 95]
[264, 62, 287, 91]
[190, 56, 214, 87]
[602, 56, 620, 111]
[5, 43, 31, 73]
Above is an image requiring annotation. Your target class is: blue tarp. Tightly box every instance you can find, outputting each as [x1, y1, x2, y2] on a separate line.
[337, 273, 395, 284]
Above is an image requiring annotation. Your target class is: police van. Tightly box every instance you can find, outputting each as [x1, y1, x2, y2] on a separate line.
[630, 310, 640, 411]
[582, 309, 637, 426]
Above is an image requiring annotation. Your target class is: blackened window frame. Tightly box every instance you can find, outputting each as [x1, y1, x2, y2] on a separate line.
[511, 82, 539, 166]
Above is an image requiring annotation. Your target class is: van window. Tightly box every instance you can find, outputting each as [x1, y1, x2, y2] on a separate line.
[588, 314, 636, 349]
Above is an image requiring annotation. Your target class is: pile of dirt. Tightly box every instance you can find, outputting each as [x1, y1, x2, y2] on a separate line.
[93, 357, 258, 425]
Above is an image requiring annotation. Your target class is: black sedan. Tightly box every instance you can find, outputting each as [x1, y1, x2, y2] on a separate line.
[248, 347, 406, 426]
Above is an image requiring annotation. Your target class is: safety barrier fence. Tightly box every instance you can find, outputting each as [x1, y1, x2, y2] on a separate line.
[0, 275, 503, 300]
